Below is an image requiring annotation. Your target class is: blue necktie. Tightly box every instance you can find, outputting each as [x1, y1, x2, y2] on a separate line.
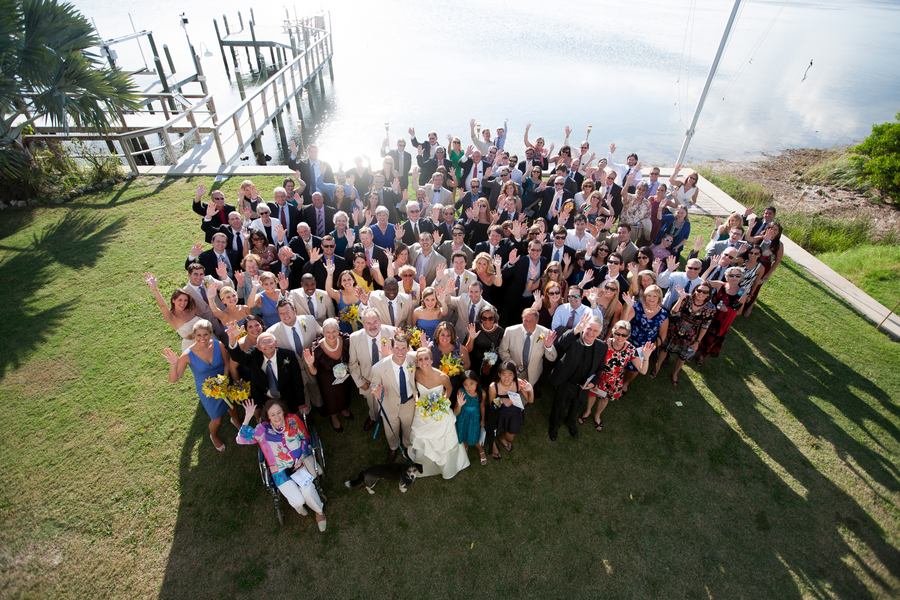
[388, 301, 395, 326]
[266, 360, 279, 396]
[307, 296, 315, 317]
[399, 363, 409, 404]
[292, 326, 304, 356]
[371, 337, 379, 368]
[468, 303, 475, 324]
[523, 332, 532, 367]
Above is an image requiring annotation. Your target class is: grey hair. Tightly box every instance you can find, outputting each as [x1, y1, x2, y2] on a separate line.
[273, 186, 286, 196]
[322, 318, 340, 331]
[375, 205, 390, 216]
[406, 201, 420, 212]
[725, 266, 745, 278]
[612, 320, 631, 335]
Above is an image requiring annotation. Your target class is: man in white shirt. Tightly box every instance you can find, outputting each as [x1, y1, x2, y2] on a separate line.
[607, 142, 642, 191]
[371, 333, 417, 463]
[290, 273, 335, 325]
[551, 286, 604, 334]
[348, 309, 396, 431]
[408, 231, 447, 286]
[183, 261, 228, 336]
[658, 256, 706, 310]
[566, 214, 595, 251]
[267, 300, 323, 409]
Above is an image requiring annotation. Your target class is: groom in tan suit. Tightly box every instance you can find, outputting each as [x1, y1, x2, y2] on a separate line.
[370, 332, 417, 463]
[289, 274, 335, 325]
[499, 307, 559, 386]
[348, 309, 397, 431]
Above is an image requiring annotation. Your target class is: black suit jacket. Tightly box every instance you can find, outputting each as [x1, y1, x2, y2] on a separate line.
[549, 330, 609, 388]
[267, 202, 303, 235]
[459, 157, 491, 187]
[291, 158, 335, 204]
[518, 156, 549, 173]
[270, 257, 307, 291]
[542, 243, 576, 265]
[301, 254, 349, 290]
[200, 221, 246, 268]
[455, 190, 487, 214]
[288, 235, 323, 264]
[301, 204, 336, 237]
[193, 201, 236, 242]
[344, 243, 388, 282]
[473, 238, 517, 266]
[501, 255, 547, 301]
[399, 218, 436, 246]
[602, 183, 624, 219]
[381, 147, 413, 190]
[533, 187, 575, 220]
[228, 346, 306, 413]
[185, 249, 237, 285]
[415, 155, 454, 186]
[436, 220, 463, 242]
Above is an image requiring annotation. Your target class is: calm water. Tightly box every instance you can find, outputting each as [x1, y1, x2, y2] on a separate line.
[73, 0, 900, 167]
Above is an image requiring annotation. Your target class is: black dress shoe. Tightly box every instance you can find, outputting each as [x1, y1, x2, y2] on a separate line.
[387, 449, 398, 463]
[344, 411, 355, 421]
[548, 430, 558, 441]
[568, 426, 579, 439]
[364, 417, 376, 432]
[332, 422, 344, 433]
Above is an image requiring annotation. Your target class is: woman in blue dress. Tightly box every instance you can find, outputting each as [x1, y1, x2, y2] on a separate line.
[325, 262, 363, 335]
[162, 319, 240, 452]
[370, 205, 397, 250]
[412, 286, 448, 342]
[329, 211, 353, 257]
[430, 321, 471, 407]
[247, 271, 284, 328]
[455, 371, 487, 465]
[620, 284, 669, 393]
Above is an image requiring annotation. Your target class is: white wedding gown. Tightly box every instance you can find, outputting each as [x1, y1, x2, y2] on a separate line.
[409, 382, 470, 479]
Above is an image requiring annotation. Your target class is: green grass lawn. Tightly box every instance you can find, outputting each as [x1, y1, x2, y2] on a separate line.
[819, 245, 900, 312]
[1, 177, 899, 599]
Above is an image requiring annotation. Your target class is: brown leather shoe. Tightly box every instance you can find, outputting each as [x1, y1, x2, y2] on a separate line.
[363, 417, 376, 432]
[386, 449, 398, 463]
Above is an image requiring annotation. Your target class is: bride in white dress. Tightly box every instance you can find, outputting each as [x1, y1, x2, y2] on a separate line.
[409, 348, 470, 479]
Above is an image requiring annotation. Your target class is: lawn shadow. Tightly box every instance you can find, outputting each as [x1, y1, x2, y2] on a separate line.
[0, 211, 124, 378]
[691, 306, 900, 596]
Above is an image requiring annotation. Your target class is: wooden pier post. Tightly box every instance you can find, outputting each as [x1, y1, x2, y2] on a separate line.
[213, 19, 231, 77]
[234, 68, 246, 100]
[327, 10, 335, 81]
[275, 111, 289, 158]
[249, 19, 263, 74]
[162, 45, 183, 94]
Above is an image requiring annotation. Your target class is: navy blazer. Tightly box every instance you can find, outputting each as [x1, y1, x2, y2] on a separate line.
[193, 201, 236, 241]
[228, 345, 307, 413]
[501, 255, 547, 301]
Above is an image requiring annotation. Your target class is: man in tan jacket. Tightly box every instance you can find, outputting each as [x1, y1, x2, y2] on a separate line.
[499, 307, 559, 385]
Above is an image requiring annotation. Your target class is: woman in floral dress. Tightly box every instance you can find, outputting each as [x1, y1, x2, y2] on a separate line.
[579, 320, 655, 432]
[620, 285, 668, 392]
[652, 282, 717, 385]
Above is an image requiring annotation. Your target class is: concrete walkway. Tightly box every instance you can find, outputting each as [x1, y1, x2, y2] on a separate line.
[135, 164, 900, 341]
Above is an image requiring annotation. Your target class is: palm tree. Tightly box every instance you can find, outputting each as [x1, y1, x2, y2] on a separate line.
[0, 0, 140, 178]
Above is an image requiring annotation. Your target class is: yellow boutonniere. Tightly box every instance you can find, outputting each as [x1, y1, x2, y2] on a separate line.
[301, 321, 307, 332]
[316, 293, 323, 302]
[282, 358, 290, 366]
[538, 334, 545, 341]
[399, 300, 404, 309]
[381, 337, 387, 345]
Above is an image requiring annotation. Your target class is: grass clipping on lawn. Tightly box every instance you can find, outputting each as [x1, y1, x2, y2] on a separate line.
[0, 176, 898, 599]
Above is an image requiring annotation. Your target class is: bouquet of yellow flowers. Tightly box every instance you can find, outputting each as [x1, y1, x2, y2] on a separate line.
[416, 391, 451, 421]
[404, 326, 425, 349]
[339, 305, 360, 330]
[439, 353, 464, 377]
[202, 375, 251, 408]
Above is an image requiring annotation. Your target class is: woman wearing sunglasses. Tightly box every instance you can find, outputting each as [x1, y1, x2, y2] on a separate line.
[651, 282, 717, 385]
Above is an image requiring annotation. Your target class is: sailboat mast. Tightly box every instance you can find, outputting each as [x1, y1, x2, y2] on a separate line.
[676, 0, 742, 165]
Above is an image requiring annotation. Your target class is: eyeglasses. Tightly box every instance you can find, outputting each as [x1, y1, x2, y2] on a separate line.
[639, 255, 649, 261]
[321, 244, 335, 249]
[695, 290, 710, 295]
[554, 235, 566, 240]
[547, 291, 561, 296]
[408, 209, 420, 214]
[727, 274, 741, 278]
[554, 183, 565, 187]
[400, 273, 415, 278]
[606, 176, 615, 180]
[604, 286, 617, 291]
[686, 266, 700, 271]
[598, 248, 609, 253]
[398, 143, 406, 147]
[480, 315, 495, 322]
[567, 294, 581, 299]
[608, 260, 621, 265]
[548, 268, 560, 273]
[613, 332, 628, 338]
[580, 145, 588, 149]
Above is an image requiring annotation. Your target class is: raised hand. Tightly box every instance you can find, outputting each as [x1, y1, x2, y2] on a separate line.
[507, 248, 519, 265]
[433, 232, 443, 246]
[234, 270, 245, 288]
[628, 262, 639, 275]
[652, 257, 662, 273]
[355, 286, 369, 305]
[277, 272, 289, 292]
[225, 320, 242, 343]
[465, 207, 475, 221]
[532, 289, 542, 306]
[411, 165, 420, 179]
[492, 254, 503, 271]
[490, 210, 500, 224]
[418, 276, 427, 291]
[242, 205, 253, 220]
[206, 279, 219, 297]
[325, 261, 335, 274]
[466, 322, 479, 341]
[191, 242, 204, 257]
[309, 247, 322, 263]
[303, 348, 315, 366]
[622, 293, 635, 308]
[162, 348, 179, 365]
[142, 272, 158, 289]
[372, 383, 386, 398]
[694, 234, 704, 252]
[673, 162, 683, 174]
[290, 140, 299, 156]
[273, 222, 285, 243]
[379, 340, 392, 357]
[763, 227, 777, 242]
[564, 125, 572, 137]
[251, 274, 262, 289]
[391, 178, 400, 192]
[666, 255, 678, 272]
[465, 145, 474, 157]
[604, 216, 616, 231]
[457, 389, 467, 406]
[528, 263, 539, 280]
[744, 205, 755, 217]
[345, 228, 356, 246]
[580, 270, 594, 287]
[205, 201, 218, 219]
[642, 341, 656, 356]
[408, 127, 415, 137]
[370, 260, 380, 272]
[635, 161, 644, 172]
[216, 261, 229, 281]
[562, 253, 572, 268]
[714, 215, 723, 229]
[588, 287, 599, 304]
[617, 241, 628, 254]
[196, 184, 207, 198]
[676, 285, 687, 299]
[609, 143, 616, 154]
[417, 145, 424, 156]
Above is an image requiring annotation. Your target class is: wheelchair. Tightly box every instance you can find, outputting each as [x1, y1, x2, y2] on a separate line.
[258, 411, 327, 526]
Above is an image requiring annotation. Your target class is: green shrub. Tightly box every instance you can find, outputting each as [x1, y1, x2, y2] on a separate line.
[850, 111, 900, 203]
[780, 213, 882, 254]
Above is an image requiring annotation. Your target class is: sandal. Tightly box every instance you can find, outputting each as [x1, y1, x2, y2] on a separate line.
[500, 439, 513, 453]
[479, 450, 487, 466]
[672, 376, 679, 387]
[594, 419, 603, 432]
[649, 369, 659, 379]
[577, 415, 589, 425]
[491, 451, 502, 461]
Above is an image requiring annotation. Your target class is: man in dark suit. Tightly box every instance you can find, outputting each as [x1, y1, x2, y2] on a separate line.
[267, 187, 302, 236]
[531, 175, 575, 220]
[226, 325, 307, 414]
[186, 233, 237, 284]
[517, 146, 548, 175]
[483, 166, 522, 210]
[547, 315, 610, 441]
[501, 239, 547, 326]
[345, 226, 388, 283]
[192, 185, 235, 242]
[543, 225, 577, 265]
[380, 138, 413, 190]
[398, 201, 436, 246]
[289, 143, 334, 204]
[601, 171, 624, 219]
[270, 246, 306, 291]
[473, 225, 518, 266]
[200, 207, 248, 268]
[455, 178, 486, 214]
[302, 234, 349, 289]
[288, 222, 322, 264]
[435, 206, 463, 242]
[459, 149, 490, 192]
[409, 127, 439, 180]
[415, 145, 453, 186]
[301, 192, 337, 238]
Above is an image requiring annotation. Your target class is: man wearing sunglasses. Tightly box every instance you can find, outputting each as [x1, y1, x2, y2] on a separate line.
[658, 256, 706, 310]
[551, 285, 603, 336]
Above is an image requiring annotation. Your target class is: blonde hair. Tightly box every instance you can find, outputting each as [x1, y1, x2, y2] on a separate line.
[474, 252, 496, 275]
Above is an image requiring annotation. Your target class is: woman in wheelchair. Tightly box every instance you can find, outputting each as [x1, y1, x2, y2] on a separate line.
[236, 398, 327, 532]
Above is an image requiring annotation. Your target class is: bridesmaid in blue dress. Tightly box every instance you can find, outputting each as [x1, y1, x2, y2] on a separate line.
[247, 272, 283, 328]
[430, 321, 471, 407]
[162, 319, 240, 452]
[325, 264, 363, 334]
[412, 286, 448, 342]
